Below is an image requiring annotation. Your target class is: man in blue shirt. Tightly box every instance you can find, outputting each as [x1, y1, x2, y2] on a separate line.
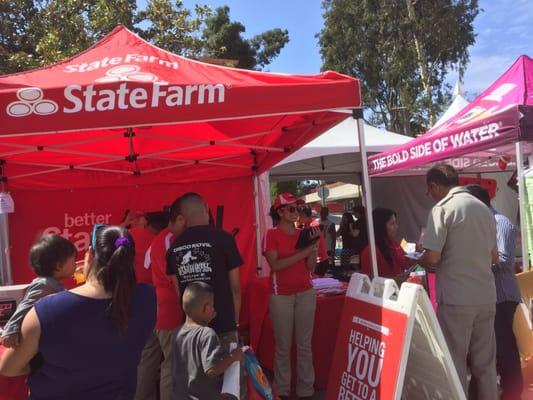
[466, 184, 523, 400]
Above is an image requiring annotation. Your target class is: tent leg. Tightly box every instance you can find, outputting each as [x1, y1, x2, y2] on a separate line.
[516, 141, 531, 270]
[253, 174, 263, 275]
[0, 214, 13, 285]
[354, 111, 379, 278]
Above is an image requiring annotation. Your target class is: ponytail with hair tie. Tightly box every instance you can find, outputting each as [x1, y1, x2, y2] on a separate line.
[114, 237, 130, 249]
[90, 226, 136, 336]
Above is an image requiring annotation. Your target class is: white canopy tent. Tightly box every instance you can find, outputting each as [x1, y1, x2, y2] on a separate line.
[433, 82, 470, 128]
[269, 118, 412, 183]
[258, 118, 411, 275]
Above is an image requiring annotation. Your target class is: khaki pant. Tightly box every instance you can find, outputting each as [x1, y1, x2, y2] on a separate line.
[270, 289, 316, 397]
[135, 329, 175, 400]
[135, 331, 161, 400]
[155, 329, 175, 400]
[437, 304, 497, 400]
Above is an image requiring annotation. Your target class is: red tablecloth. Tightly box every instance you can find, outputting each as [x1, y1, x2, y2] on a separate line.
[248, 277, 345, 390]
[0, 345, 29, 400]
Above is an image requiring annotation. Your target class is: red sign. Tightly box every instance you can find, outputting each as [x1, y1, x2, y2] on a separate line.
[458, 176, 497, 198]
[326, 297, 408, 400]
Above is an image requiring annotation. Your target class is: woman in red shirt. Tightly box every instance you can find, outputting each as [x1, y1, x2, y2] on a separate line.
[263, 193, 319, 400]
[360, 208, 408, 279]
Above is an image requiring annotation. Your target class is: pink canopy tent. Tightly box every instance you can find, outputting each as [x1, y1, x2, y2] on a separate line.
[368, 55, 533, 267]
[0, 25, 365, 287]
[368, 55, 533, 177]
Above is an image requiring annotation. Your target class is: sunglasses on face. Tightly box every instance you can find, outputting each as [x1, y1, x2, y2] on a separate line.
[281, 205, 298, 213]
[91, 224, 107, 249]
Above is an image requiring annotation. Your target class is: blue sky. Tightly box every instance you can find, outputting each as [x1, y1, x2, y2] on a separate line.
[140, 0, 532, 98]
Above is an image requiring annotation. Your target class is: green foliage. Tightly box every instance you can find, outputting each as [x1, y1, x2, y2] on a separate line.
[136, 0, 210, 57]
[318, 0, 479, 135]
[202, 6, 288, 70]
[270, 181, 298, 201]
[0, 0, 42, 72]
[0, 1, 289, 74]
[35, 0, 92, 64]
[88, 0, 137, 39]
[250, 28, 289, 70]
[269, 180, 318, 200]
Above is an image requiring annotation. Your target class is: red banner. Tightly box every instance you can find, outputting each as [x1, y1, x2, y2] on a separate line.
[458, 176, 497, 198]
[326, 297, 408, 400]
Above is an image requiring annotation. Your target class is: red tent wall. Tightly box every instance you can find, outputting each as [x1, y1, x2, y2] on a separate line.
[9, 177, 255, 289]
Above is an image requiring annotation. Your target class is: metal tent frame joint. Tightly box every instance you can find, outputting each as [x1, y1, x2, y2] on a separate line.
[125, 154, 139, 163]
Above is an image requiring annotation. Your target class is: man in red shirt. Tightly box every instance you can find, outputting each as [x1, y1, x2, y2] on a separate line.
[127, 211, 167, 285]
[135, 207, 185, 400]
[130, 227, 157, 285]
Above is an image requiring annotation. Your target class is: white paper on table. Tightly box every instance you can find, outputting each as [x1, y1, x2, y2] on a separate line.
[221, 342, 240, 399]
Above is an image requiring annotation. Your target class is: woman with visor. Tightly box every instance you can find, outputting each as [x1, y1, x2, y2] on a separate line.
[264, 193, 319, 400]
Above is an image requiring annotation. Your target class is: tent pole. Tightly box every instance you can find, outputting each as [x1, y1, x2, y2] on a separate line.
[253, 174, 263, 275]
[516, 141, 530, 270]
[354, 111, 379, 278]
[0, 213, 13, 285]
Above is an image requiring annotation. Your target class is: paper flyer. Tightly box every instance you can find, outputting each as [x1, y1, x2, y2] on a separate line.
[221, 342, 240, 399]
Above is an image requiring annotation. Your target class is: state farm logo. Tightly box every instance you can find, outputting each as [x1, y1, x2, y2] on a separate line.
[95, 65, 167, 84]
[64, 54, 179, 73]
[7, 66, 225, 117]
[7, 88, 59, 117]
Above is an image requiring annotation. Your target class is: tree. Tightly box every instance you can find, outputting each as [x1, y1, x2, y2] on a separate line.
[0, 0, 42, 73]
[33, 0, 92, 65]
[270, 181, 298, 201]
[202, 6, 288, 70]
[136, 0, 211, 58]
[0, 1, 289, 74]
[88, 0, 137, 40]
[0, 0, 137, 72]
[318, 0, 479, 135]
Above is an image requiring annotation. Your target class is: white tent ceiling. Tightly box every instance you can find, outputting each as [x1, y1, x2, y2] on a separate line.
[269, 118, 412, 183]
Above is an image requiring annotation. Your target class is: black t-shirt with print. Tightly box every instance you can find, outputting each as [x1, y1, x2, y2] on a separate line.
[166, 225, 243, 334]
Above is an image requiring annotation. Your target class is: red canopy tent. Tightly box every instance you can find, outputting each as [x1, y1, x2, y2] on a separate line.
[0, 26, 361, 290]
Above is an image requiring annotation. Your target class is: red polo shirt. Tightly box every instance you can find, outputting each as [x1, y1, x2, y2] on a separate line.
[360, 240, 407, 278]
[150, 228, 182, 330]
[129, 227, 156, 285]
[264, 227, 313, 295]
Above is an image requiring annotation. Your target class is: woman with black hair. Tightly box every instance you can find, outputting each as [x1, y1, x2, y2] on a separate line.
[0, 226, 156, 400]
[360, 208, 408, 278]
[338, 212, 361, 270]
[264, 193, 319, 400]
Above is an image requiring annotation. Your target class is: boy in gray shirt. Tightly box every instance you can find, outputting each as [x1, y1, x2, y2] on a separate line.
[1, 234, 77, 347]
[172, 281, 243, 400]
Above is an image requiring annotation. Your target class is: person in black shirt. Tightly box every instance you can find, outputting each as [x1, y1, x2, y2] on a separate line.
[338, 210, 367, 271]
[166, 193, 243, 336]
[166, 192, 246, 398]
